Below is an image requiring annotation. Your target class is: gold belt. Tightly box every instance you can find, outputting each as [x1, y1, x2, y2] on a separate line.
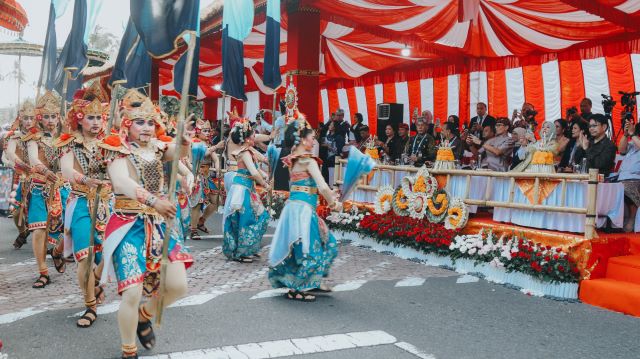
[29, 173, 47, 184]
[291, 185, 318, 194]
[114, 197, 158, 215]
[71, 183, 112, 196]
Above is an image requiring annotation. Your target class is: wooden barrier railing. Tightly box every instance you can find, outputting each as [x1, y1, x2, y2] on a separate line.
[334, 159, 599, 240]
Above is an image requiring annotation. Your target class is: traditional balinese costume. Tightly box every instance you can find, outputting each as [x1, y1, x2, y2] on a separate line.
[222, 120, 269, 261]
[99, 92, 193, 359]
[56, 99, 112, 265]
[100, 96, 193, 295]
[268, 154, 338, 292]
[267, 108, 347, 301]
[6, 102, 38, 248]
[34, 91, 70, 248]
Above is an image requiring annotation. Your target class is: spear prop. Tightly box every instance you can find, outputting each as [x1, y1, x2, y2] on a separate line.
[156, 33, 197, 326]
[83, 83, 120, 290]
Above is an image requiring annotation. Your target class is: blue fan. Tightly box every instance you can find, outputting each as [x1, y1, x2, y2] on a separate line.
[340, 146, 377, 201]
[191, 142, 207, 176]
[267, 143, 281, 179]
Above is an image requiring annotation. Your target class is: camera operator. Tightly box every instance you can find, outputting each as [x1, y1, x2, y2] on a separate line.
[617, 119, 640, 232]
[574, 114, 617, 177]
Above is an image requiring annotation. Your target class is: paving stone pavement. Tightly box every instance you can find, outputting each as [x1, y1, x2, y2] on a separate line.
[0, 215, 456, 318]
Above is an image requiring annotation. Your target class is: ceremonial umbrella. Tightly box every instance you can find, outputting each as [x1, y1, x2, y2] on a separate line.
[0, 0, 27, 36]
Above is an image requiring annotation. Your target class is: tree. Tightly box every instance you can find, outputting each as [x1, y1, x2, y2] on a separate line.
[88, 25, 119, 54]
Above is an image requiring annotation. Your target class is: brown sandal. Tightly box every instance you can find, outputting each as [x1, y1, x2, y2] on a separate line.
[32, 274, 50, 289]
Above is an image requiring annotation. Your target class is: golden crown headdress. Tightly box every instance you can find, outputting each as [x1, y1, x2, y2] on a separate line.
[19, 100, 36, 117]
[82, 81, 110, 103]
[36, 90, 61, 116]
[121, 89, 147, 108]
[122, 97, 161, 123]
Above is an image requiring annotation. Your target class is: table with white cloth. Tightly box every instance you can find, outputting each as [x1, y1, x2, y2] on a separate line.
[349, 171, 488, 214]
[347, 166, 625, 233]
[491, 179, 624, 233]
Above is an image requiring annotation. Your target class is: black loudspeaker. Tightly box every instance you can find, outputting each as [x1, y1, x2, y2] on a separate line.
[376, 103, 404, 141]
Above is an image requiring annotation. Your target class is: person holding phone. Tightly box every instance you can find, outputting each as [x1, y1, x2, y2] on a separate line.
[559, 117, 588, 172]
[617, 119, 640, 232]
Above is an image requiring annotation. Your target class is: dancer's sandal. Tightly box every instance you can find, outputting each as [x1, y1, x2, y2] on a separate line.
[76, 305, 97, 328]
[196, 223, 210, 234]
[233, 257, 253, 263]
[191, 230, 201, 240]
[50, 248, 66, 274]
[32, 274, 50, 289]
[253, 253, 262, 259]
[285, 290, 316, 302]
[136, 320, 156, 350]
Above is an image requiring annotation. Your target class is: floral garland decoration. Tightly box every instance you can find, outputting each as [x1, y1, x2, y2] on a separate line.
[374, 185, 395, 215]
[444, 198, 469, 230]
[408, 192, 428, 219]
[426, 189, 449, 223]
[414, 167, 437, 199]
[392, 186, 410, 216]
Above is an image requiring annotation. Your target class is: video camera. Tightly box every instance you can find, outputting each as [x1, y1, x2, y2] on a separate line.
[619, 91, 640, 127]
[601, 94, 616, 114]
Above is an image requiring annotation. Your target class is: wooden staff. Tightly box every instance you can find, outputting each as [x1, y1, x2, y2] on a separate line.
[268, 93, 277, 209]
[84, 83, 120, 290]
[156, 33, 197, 326]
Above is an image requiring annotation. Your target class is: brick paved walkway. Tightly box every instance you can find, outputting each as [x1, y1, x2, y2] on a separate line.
[0, 216, 456, 318]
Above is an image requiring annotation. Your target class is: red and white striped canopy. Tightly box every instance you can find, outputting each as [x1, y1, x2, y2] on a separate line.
[158, 0, 640, 131]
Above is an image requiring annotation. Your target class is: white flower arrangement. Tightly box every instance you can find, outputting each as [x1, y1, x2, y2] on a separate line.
[374, 185, 395, 215]
[444, 198, 470, 230]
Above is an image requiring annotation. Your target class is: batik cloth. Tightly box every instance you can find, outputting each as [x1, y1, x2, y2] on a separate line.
[268, 172, 338, 291]
[222, 168, 269, 259]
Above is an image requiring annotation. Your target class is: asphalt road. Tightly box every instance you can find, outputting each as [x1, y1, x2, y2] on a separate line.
[1, 213, 639, 359]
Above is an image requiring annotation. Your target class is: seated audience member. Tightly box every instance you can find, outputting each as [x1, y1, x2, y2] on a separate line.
[574, 114, 617, 177]
[320, 121, 343, 185]
[398, 123, 410, 153]
[470, 118, 514, 171]
[442, 122, 464, 160]
[617, 120, 640, 232]
[351, 113, 366, 142]
[405, 117, 436, 167]
[511, 121, 557, 173]
[469, 102, 495, 139]
[356, 125, 371, 151]
[510, 127, 529, 170]
[559, 118, 588, 172]
[580, 98, 594, 120]
[554, 119, 571, 163]
[376, 125, 403, 162]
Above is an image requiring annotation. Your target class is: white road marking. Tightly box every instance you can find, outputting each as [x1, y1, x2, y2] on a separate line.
[0, 307, 45, 325]
[332, 280, 368, 292]
[250, 288, 289, 300]
[456, 275, 479, 284]
[395, 277, 426, 287]
[70, 301, 121, 317]
[196, 234, 273, 240]
[170, 291, 226, 307]
[140, 330, 397, 359]
[395, 342, 437, 359]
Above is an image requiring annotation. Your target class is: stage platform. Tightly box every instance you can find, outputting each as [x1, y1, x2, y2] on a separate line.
[464, 213, 640, 317]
